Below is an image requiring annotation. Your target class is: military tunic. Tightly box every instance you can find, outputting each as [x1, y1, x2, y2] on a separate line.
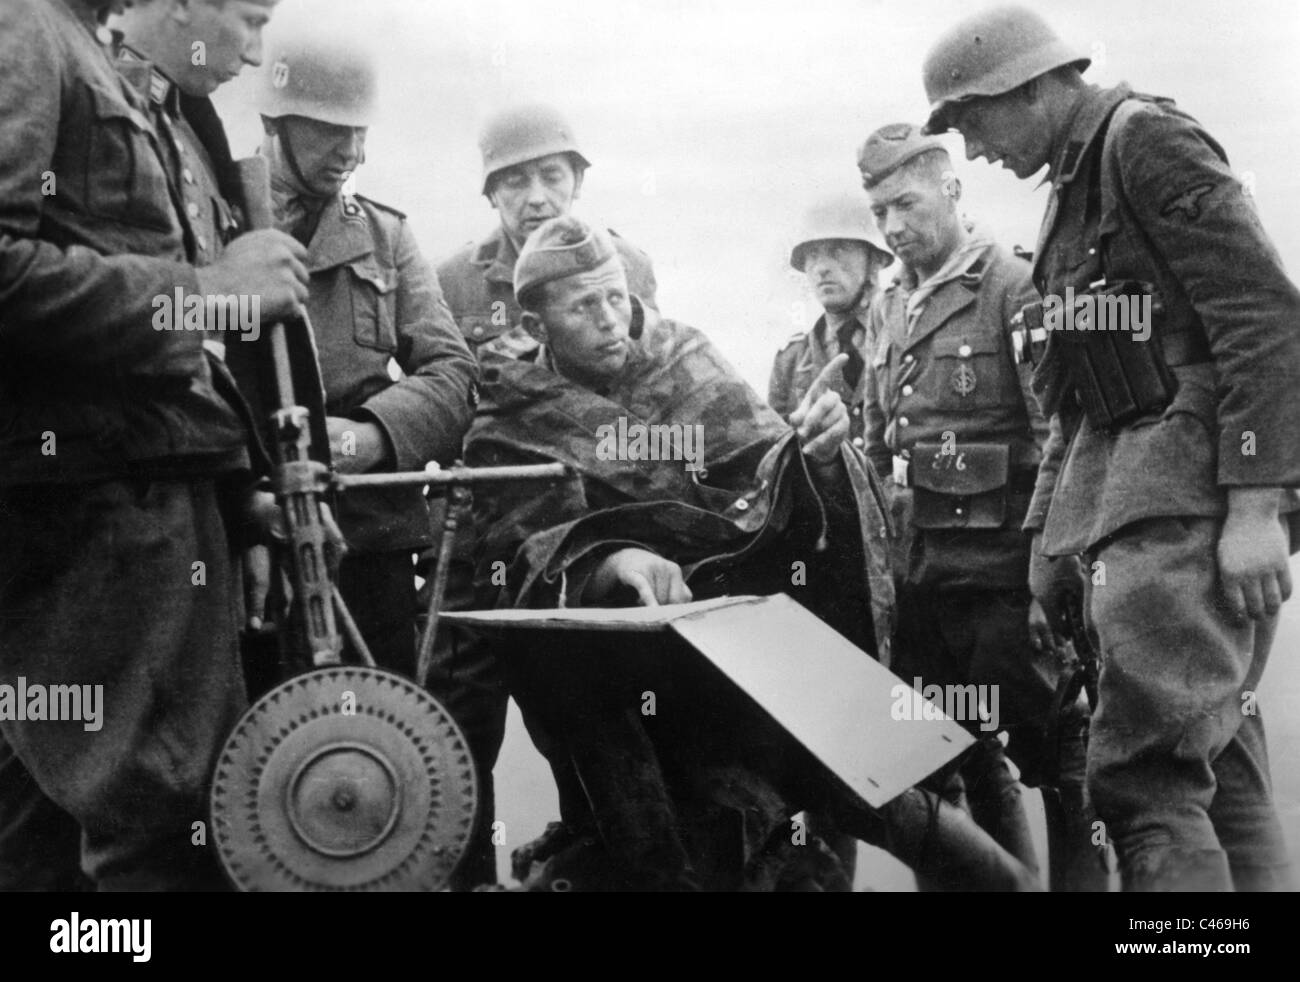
[272, 191, 478, 678]
[1027, 83, 1300, 890]
[768, 312, 870, 449]
[294, 193, 477, 553]
[0, 2, 256, 890]
[865, 241, 1045, 590]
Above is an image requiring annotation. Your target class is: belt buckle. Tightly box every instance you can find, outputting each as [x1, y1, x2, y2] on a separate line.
[891, 454, 910, 488]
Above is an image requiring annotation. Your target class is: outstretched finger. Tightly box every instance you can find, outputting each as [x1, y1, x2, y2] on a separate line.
[803, 353, 850, 406]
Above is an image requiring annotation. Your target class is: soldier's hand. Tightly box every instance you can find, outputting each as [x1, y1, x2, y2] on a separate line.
[198, 230, 309, 321]
[243, 485, 348, 570]
[1027, 596, 1062, 655]
[1028, 532, 1082, 643]
[790, 353, 850, 465]
[327, 416, 391, 474]
[586, 547, 692, 607]
[1219, 489, 1293, 622]
[243, 544, 273, 631]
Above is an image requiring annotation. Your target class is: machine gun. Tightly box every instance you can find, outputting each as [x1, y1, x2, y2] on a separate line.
[209, 157, 566, 891]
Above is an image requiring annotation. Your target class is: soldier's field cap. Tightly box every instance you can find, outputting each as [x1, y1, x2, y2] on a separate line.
[515, 216, 618, 306]
[858, 123, 946, 189]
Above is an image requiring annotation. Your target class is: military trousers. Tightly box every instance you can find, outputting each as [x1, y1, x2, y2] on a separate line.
[893, 585, 1076, 782]
[1084, 515, 1292, 891]
[337, 550, 420, 678]
[0, 477, 247, 891]
[892, 583, 1102, 889]
[0, 735, 87, 890]
[418, 551, 509, 890]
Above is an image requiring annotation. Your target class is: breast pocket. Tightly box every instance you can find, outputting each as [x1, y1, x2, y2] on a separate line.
[83, 85, 176, 233]
[931, 334, 1001, 411]
[348, 261, 400, 352]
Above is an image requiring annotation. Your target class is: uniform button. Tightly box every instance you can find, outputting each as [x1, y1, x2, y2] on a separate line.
[852, 436, 864, 448]
[183, 168, 195, 185]
[851, 405, 862, 417]
[902, 384, 914, 396]
[955, 506, 964, 516]
[958, 344, 972, 358]
[903, 354, 914, 365]
[186, 201, 200, 219]
[471, 325, 484, 339]
[734, 498, 749, 512]
[898, 417, 909, 427]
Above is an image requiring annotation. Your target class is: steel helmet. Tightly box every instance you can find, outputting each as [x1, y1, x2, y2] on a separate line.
[258, 36, 378, 128]
[790, 192, 892, 271]
[921, 5, 1089, 135]
[479, 104, 592, 196]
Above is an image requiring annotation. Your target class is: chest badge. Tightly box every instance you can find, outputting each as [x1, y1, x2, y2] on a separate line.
[951, 363, 978, 398]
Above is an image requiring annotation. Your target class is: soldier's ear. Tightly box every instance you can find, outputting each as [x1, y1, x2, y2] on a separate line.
[571, 168, 585, 201]
[521, 310, 547, 342]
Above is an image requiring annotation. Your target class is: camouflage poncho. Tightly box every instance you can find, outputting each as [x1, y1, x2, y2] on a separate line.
[465, 301, 895, 661]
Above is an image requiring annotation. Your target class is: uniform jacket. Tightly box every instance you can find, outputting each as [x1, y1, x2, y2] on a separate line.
[0, 0, 249, 485]
[436, 224, 658, 352]
[298, 193, 478, 552]
[864, 241, 1046, 589]
[116, 51, 238, 272]
[768, 307, 871, 449]
[1026, 84, 1300, 555]
[464, 300, 896, 661]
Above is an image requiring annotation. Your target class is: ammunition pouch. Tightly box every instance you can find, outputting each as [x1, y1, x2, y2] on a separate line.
[909, 442, 1011, 530]
[1018, 280, 1210, 432]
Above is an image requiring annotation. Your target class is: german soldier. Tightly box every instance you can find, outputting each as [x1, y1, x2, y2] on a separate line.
[0, 0, 303, 891]
[429, 102, 660, 887]
[922, 4, 1300, 890]
[463, 215, 1037, 892]
[253, 35, 477, 677]
[769, 192, 894, 453]
[859, 122, 1102, 890]
[437, 103, 658, 355]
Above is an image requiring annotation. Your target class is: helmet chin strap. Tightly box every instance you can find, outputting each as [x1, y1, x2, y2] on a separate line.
[272, 118, 330, 200]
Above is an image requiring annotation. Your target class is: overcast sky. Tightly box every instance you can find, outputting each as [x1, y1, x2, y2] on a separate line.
[215, 0, 1300, 388]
